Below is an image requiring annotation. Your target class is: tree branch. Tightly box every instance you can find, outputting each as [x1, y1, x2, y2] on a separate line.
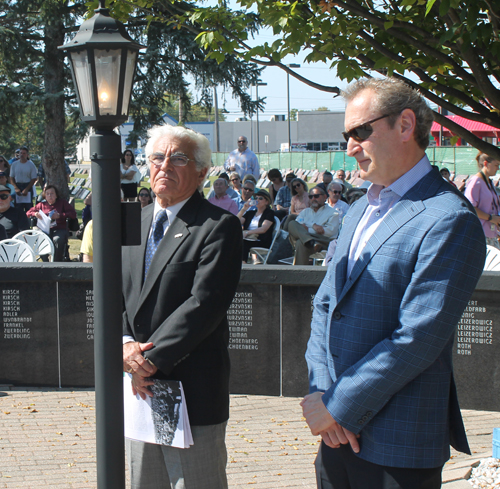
[445, 7, 500, 108]
[433, 111, 500, 161]
[336, 0, 477, 85]
[356, 31, 493, 117]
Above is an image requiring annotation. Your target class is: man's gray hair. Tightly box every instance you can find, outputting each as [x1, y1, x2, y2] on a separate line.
[341, 78, 434, 150]
[327, 182, 342, 192]
[214, 177, 228, 187]
[145, 125, 212, 173]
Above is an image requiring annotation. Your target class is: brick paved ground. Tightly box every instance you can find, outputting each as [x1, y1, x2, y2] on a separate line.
[0, 388, 498, 488]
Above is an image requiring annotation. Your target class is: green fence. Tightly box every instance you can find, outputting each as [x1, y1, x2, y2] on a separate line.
[213, 147, 481, 176]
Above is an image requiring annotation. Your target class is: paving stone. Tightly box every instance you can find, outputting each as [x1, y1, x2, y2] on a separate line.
[0, 389, 499, 487]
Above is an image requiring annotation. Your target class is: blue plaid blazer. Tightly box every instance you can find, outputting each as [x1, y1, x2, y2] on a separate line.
[306, 168, 486, 469]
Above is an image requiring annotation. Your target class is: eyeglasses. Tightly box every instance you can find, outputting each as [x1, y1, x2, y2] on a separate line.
[255, 196, 266, 201]
[292, 184, 302, 189]
[230, 178, 240, 182]
[0, 194, 10, 200]
[309, 194, 324, 199]
[149, 153, 192, 167]
[342, 114, 393, 143]
[329, 190, 341, 195]
[238, 140, 246, 143]
[138, 193, 149, 197]
[242, 187, 254, 192]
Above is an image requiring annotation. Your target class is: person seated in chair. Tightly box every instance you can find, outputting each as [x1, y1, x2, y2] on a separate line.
[0, 185, 29, 238]
[237, 189, 275, 264]
[27, 185, 76, 262]
[208, 178, 239, 215]
[288, 186, 340, 265]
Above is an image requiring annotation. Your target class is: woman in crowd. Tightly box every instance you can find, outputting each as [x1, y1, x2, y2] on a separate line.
[464, 151, 500, 249]
[137, 187, 153, 208]
[282, 178, 309, 231]
[229, 172, 242, 195]
[290, 178, 309, 215]
[440, 167, 457, 188]
[238, 189, 275, 263]
[327, 181, 350, 220]
[27, 185, 76, 261]
[0, 155, 10, 178]
[268, 168, 285, 203]
[120, 149, 139, 201]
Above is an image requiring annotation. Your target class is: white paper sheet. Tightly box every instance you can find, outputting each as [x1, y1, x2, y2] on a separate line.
[36, 210, 51, 235]
[123, 374, 193, 449]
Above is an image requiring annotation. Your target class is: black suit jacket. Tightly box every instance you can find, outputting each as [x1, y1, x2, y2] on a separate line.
[122, 191, 243, 425]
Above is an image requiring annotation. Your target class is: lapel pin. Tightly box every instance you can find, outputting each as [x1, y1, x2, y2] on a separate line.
[175, 233, 183, 238]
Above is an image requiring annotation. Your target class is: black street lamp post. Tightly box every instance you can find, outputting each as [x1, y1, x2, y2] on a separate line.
[59, 3, 143, 487]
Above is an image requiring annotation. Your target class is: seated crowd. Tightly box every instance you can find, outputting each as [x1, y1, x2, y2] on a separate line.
[0, 147, 80, 262]
[206, 166, 369, 265]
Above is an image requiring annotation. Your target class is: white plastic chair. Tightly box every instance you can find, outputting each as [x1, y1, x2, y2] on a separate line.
[249, 216, 282, 265]
[484, 244, 500, 271]
[0, 239, 36, 262]
[13, 229, 55, 262]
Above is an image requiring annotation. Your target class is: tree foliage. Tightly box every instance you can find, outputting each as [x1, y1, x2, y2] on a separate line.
[0, 0, 262, 198]
[0, 0, 87, 197]
[149, 0, 500, 159]
[92, 0, 263, 144]
[162, 92, 227, 122]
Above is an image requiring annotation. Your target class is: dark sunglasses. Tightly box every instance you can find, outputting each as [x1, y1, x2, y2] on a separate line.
[309, 193, 324, 199]
[230, 178, 240, 182]
[342, 113, 392, 143]
[292, 184, 302, 189]
[138, 193, 149, 197]
[242, 187, 254, 192]
[0, 194, 10, 200]
[255, 196, 266, 201]
[238, 140, 246, 143]
[329, 190, 341, 195]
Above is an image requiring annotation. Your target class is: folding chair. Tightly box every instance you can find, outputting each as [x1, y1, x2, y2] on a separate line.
[249, 216, 281, 265]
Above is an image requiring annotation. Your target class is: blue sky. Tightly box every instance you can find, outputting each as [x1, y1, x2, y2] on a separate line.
[190, 1, 349, 121]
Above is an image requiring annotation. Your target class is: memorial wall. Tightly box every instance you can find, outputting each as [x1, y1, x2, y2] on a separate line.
[0, 264, 499, 411]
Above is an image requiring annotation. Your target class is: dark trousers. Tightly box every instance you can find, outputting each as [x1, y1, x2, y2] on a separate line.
[15, 202, 32, 213]
[40, 228, 68, 262]
[315, 442, 443, 489]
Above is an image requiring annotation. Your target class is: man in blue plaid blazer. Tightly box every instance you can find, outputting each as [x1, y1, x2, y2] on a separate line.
[302, 78, 486, 489]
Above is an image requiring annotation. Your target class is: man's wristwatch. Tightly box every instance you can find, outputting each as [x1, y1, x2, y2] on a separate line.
[488, 214, 493, 221]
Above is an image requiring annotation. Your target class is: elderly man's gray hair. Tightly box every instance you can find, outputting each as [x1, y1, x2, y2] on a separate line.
[145, 125, 212, 173]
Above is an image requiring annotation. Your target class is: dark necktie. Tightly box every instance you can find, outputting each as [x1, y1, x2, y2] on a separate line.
[144, 209, 168, 278]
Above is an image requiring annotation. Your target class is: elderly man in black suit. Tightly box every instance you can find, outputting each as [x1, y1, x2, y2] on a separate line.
[122, 124, 242, 489]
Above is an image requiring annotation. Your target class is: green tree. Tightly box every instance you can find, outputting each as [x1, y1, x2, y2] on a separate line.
[98, 0, 264, 145]
[163, 92, 227, 122]
[0, 0, 86, 198]
[0, 0, 262, 199]
[157, 0, 500, 159]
